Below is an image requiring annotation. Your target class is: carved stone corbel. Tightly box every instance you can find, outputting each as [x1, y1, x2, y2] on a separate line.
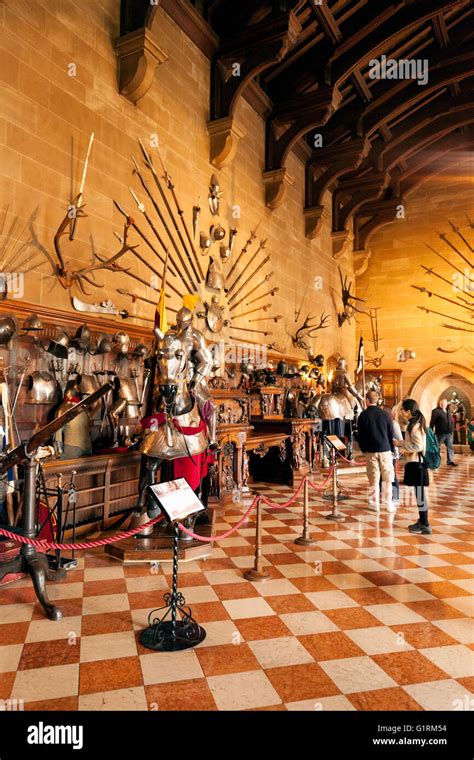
[353, 248, 372, 276]
[114, 27, 168, 104]
[207, 117, 247, 170]
[263, 168, 295, 210]
[332, 229, 354, 260]
[304, 204, 330, 240]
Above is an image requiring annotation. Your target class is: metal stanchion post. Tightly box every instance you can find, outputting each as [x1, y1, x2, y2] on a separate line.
[244, 496, 270, 582]
[295, 479, 317, 546]
[325, 449, 346, 522]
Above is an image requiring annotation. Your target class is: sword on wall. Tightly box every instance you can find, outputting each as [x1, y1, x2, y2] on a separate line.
[70, 132, 94, 241]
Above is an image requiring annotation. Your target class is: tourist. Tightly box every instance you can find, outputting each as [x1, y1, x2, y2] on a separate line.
[357, 390, 395, 513]
[394, 399, 431, 535]
[468, 417, 474, 452]
[429, 398, 457, 466]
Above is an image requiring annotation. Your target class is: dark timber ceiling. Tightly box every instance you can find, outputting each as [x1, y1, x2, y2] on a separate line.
[121, 0, 474, 249]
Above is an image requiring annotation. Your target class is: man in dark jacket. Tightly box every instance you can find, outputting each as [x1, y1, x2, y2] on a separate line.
[430, 399, 457, 466]
[357, 390, 395, 513]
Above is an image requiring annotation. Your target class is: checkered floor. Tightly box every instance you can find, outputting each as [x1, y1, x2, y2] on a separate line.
[0, 457, 472, 711]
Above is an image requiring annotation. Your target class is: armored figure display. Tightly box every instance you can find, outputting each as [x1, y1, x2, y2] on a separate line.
[331, 357, 364, 408]
[54, 378, 93, 458]
[174, 306, 218, 450]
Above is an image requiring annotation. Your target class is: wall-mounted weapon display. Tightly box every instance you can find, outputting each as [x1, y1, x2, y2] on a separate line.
[69, 131, 94, 241]
[336, 267, 367, 327]
[72, 297, 154, 323]
[290, 313, 330, 351]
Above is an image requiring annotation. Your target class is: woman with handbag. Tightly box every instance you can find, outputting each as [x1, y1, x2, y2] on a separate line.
[393, 399, 431, 535]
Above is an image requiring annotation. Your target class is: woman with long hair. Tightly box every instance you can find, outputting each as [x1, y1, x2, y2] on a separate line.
[393, 399, 431, 534]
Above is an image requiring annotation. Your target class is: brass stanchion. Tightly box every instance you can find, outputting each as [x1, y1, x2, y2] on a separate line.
[295, 479, 317, 546]
[244, 496, 270, 582]
[325, 449, 346, 522]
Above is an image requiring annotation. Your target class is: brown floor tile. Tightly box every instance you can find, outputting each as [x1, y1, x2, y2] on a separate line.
[188, 601, 230, 622]
[246, 704, 287, 711]
[299, 631, 366, 661]
[266, 662, 340, 702]
[196, 643, 260, 676]
[222, 546, 256, 557]
[0, 586, 38, 605]
[123, 565, 156, 577]
[260, 536, 281, 545]
[18, 638, 80, 670]
[270, 552, 307, 565]
[81, 611, 134, 636]
[349, 687, 423, 711]
[291, 576, 338, 593]
[83, 579, 128, 596]
[128, 590, 170, 610]
[457, 677, 474, 693]
[24, 696, 79, 710]
[79, 656, 143, 695]
[390, 545, 424, 557]
[416, 581, 471, 599]
[267, 594, 316, 615]
[32, 598, 83, 620]
[326, 549, 366, 560]
[0, 672, 15, 699]
[265, 527, 298, 535]
[376, 557, 418, 570]
[235, 616, 292, 641]
[443, 543, 474, 554]
[345, 587, 397, 606]
[361, 571, 408, 586]
[372, 651, 448, 685]
[145, 678, 217, 710]
[320, 561, 353, 575]
[213, 582, 260, 601]
[0, 622, 29, 645]
[405, 599, 466, 621]
[60, 570, 84, 583]
[391, 623, 458, 649]
[324, 607, 382, 630]
[435, 553, 474, 565]
[199, 558, 236, 570]
[430, 566, 474, 580]
[161, 572, 209, 586]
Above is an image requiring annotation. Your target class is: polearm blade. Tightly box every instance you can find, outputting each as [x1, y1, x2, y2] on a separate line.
[249, 314, 283, 323]
[128, 186, 193, 294]
[226, 240, 267, 296]
[117, 288, 178, 313]
[70, 131, 94, 241]
[246, 287, 279, 306]
[227, 225, 260, 280]
[233, 304, 272, 318]
[446, 220, 473, 256]
[130, 163, 197, 293]
[425, 243, 465, 277]
[229, 327, 273, 336]
[228, 255, 271, 304]
[417, 306, 474, 326]
[229, 272, 274, 312]
[139, 140, 204, 282]
[411, 285, 473, 313]
[114, 201, 177, 278]
[421, 265, 474, 299]
[440, 323, 474, 333]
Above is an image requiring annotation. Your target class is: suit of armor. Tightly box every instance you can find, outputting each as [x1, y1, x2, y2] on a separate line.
[331, 358, 364, 407]
[175, 307, 219, 448]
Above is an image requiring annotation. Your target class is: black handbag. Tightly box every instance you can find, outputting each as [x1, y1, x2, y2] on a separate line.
[404, 455, 429, 487]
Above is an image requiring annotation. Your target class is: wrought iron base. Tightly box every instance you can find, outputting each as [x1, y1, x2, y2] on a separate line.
[139, 521, 206, 652]
[243, 567, 270, 582]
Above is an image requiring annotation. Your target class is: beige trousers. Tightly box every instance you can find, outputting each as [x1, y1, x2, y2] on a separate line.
[365, 451, 394, 510]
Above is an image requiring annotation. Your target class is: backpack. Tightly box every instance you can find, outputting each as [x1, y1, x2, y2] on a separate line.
[424, 427, 441, 470]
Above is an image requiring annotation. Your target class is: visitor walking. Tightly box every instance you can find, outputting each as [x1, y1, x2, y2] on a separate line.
[394, 399, 431, 535]
[357, 390, 395, 513]
[430, 398, 457, 466]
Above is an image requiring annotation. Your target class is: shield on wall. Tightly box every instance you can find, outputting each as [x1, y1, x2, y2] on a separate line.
[206, 302, 224, 333]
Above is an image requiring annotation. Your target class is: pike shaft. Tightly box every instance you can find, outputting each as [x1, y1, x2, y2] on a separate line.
[227, 241, 265, 296]
[227, 231, 257, 280]
[228, 256, 270, 304]
[246, 287, 279, 306]
[229, 273, 274, 312]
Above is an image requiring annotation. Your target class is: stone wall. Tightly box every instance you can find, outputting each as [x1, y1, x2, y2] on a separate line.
[0, 0, 357, 369]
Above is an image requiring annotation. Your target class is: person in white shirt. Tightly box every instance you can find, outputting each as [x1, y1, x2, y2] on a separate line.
[393, 399, 431, 535]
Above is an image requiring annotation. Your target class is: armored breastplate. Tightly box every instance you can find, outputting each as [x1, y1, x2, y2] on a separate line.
[26, 372, 58, 404]
[140, 402, 208, 460]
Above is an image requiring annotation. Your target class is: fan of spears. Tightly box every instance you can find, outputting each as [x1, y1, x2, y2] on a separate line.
[0, 133, 289, 340]
[413, 218, 474, 347]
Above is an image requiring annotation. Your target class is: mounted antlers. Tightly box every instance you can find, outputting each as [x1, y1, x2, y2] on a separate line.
[337, 266, 366, 327]
[291, 312, 330, 351]
[53, 195, 137, 295]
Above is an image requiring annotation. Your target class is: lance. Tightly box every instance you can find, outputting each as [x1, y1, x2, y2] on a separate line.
[417, 306, 474, 326]
[229, 271, 274, 312]
[445, 220, 473, 257]
[227, 224, 260, 280]
[112, 227, 183, 298]
[228, 255, 271, 304]
[249, 314, 283, 323]
[137, 143, 203, 283]
[130, 164, 197, 294]
[441, 323, 474, 333]
[114, 201, 177, 278]
[154, 142, 204, 282]
[411, 285, 473, 313]
[449, 219, 473, 253]
[246, 287, 279, 306]
[117, 288, 178, 313]
[234, 304, 271, 318]
[70, 131, 94, 241]
[227, 239, 267, 296]
[229, 327, 273, 337]
[425, 244, 465, 277]
[128, 187, 193, 294]
[227, 239, 266, 296]
[421, 265, 474, 298]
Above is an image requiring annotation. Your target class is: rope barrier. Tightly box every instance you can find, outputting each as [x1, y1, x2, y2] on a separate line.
[336, 451, 365, 466]
[0, 515, 164, 551]
[178, 496, 259, 543]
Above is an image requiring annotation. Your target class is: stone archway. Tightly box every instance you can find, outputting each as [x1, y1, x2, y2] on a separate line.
[409, 363, 474, 420]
